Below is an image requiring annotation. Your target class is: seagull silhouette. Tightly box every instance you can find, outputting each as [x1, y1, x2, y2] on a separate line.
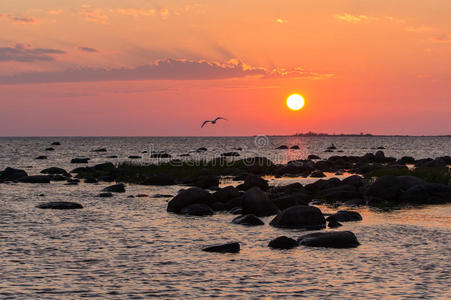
[201, 117, 227, 128]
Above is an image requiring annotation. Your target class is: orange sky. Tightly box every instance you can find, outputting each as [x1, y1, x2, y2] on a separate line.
[0, 0, 450, 136]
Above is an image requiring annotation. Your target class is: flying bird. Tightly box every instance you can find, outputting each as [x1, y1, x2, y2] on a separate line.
[201, 117, 227, 128]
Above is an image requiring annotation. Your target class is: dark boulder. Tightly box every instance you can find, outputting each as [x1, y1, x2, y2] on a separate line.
[221, 152, 240, 157]
[0, 167, 28, 181]
[237, 175, 269, 191]
[102, 183, 126, 193]
[97, 192, 113, 198]
[51, 142, 61, 145]
[365, 175, 400, 201]
[213, 186, 242, 203]
[93, 162, 116, 171]
[342, 175, 365, 188]
[276, 145, 288, 150]
[242, 187, 279, 217]
[93, 148, 107, 152]
[167, 188, 214, 213]
[268, 236, 298, 249]
[327, 216, 343, 228]
[272, 193, 311, 210]
[85, 178, 98, 184]
[128, 155, 141, 159]
[310, 171, 326, 178]
[18, 175, 51, 183]
[327, 210, 362, 222]
[343, 198, 366, 207]
[180, 203, 214, 216]
[197, 147, 208, 152]
[375, 151, 386, 163]
[270, 205, 326, 229]
[399, 183, 451, 204]
[298, 231, 360, 248]
[232, 214, 264, 226]
[397, 176, 426, 191]
[187, 175, 219, 189]
[40, 167, 69, 176]
[308, 154, 321, 160]
[45, 147, 55, 151]
[290, 145, 300, 150]
[71, 158, 90, 164]
[202, 242, 240, 253]
[142, 175, 176, 186]
[35, 156, 47, 160]
[150, 153, 171, 158]
[398, 156, 415, 164]
[36, 202, 83, 209]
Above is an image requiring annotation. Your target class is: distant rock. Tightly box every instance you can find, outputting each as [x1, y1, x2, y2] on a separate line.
[45, 147, 55, 151]
[36, 202, 83, 210]
[71, 158, 90, 164]
[377, 146, 385, 149]
[202, 242, 240, 253]
[18, 175, 51, 183]
[102, 183, 126, 193]
[35, 156, 48, 160]
[106, 155, 118, 158]
[97, 192, 113, 198]
[142, 175, 176, 186]
[51, 142, 61, 146]
[398, 156, 415, 164]
[152, 194, 173, 198]
[180, 203, 214, 216]
[232, 214, 264, 226]
[343, 198, 366, 207]
[85, 178, 98, 184]
[276, 145, 289, 150]
[270, 205, 326, 229]
[290, 145, 300, 150]
[375, 151, 385, 163]
[40, 167, 69, 176]
[93, 148, 107, 152]
[196, 147, 208, 152]
[136, 194, 148, 197]
[327, 210, 362, 222]
[327, 144, 337, 150]
[242, 187, 279, 217]
[268, 236, 298, 250]
[298, 231, 360, 248]
[310, 171, 326, 178]
[0, 167, 28, 181]
[150, 153, 171, 158]
[221, 152, 240, 157]
[237, 175, 269, 191]
[308, 154, 321, 160]
[128, 155, 141, 159]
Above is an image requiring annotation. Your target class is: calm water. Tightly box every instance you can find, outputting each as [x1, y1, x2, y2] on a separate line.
[0, 136, 450, 299]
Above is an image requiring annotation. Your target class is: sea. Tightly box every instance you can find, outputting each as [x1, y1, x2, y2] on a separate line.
[0, 136, 450, 299]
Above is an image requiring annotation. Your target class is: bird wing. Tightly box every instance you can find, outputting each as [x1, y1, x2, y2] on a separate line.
[201, 120, 211, 128]
[214, 117, 227, 121]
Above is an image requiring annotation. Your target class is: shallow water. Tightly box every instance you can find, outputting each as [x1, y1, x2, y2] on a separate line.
[0, 137, 450, 298]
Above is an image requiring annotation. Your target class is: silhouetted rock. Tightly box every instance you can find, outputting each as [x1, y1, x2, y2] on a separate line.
[186, 175, 219, 189]
[180, 203, 214, 216]
[0, 167, 28, 181]
[268, 236, 298, 249]
[270, 205, 326, 229]
[128, 155, 141, 159]
[276, 145, 289, 149]
[18, 175, 51, 183]
[232, 214, 264, 226]
[106, 155, 118, 158]
[290, 145, 300, 149]
[197, 147, 208, 152]
[327, 144, 337, 150]
[93, 148, 107, 152]
[242, 187, 279, 217]
[399, 183, 451, 204]
[51, 142, 61, 145]
[298, 231, 360, 248]
[377, 146, 385, 149]
[202, 242, 240, 253]
[167, 187, 214, 213]
[45, 147, 55, 151]
[229, 207, 244, 215]
[375, 151, 385, 163]
[85, 178, 98, 184]
[327, 216, 343, 228]
[40, 167, 69, 176]
[36, 202, 83, 209]
[142, 175, 176, 186]
[71, 158, 90, 164]
[327, 210, 362, 222]
[221, 152, 240, 157]
[310, 171, 326, 178]
[343, 198, 366, 207]
[308, 154, 321, 160]
[97, 192, 113, 198]
[365, 175, 400, 200]
[342, 175, 365, 188]
[272, 193, 311, 210]
[213, 186, 242, 203]
[35, 156, 47, 160]
[152, 194, 173, 198]
[102, 183, 126, 193]
[398, 156, 415, 164]
[136, 194, 148, 197]
[237, 175, 269, 191]
[150, 153, 171, 158]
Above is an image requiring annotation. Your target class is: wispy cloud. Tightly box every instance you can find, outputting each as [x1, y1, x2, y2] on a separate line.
[47, 10, 62, 16]
[78, 6, 109, 24]
[275, 18, 287, 24]
[334, 14, 374, 24]
[431, 33, 451, 43]
[0, 44, 65, 62]
[78, 46, 99, 53]
[112, 8, 156, 17]
[0, 58, 333, 84]
[0, 13, 37, 24]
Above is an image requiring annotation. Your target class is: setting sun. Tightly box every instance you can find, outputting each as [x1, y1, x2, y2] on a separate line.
[286, 94, 305, 111]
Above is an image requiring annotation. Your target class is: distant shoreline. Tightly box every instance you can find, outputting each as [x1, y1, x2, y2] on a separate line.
[0, 135, 450, 138]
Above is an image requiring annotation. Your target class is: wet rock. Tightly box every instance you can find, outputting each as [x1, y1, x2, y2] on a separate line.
[128, 155, 141, 159]
[221, 152, 240, 157]
[142, 175, 176, 186]
[360, 153, 375, 163]
[397, 176, 426, 190]
[18, 175, 51, 183]
[290, 145, 300, 150]
[40, 167, 69, 176]
[152, 194, 173, 198]
[268, 236, 298, 250]
[327, 210, 362, 222]
[213, 186, 242, 203]
[102, 183, 126, 193]
[93, 148, 107, 152]
[327, 216, 343, 228]
[180, 203, 214, 216]
[229, 207, 244, 215]
[305, 178, 342, 193]
[399, 183, 451, 204]
[35, 156, 47, 160]
[270, 205, 326, 229]
[342, 175, 365, 188]
[51, 142, 61, 145]
[127, 195, 135, 198]
[365, 175, 400, 200]
[202, 242, 240, 253]
[343, 198, 366, 207]
[276, 145, 289, 150]
[418, 157, 447, 168]
[67, 178, 80, 184]
[98, 192, 113, 198]
[167, 187, 214, 213]
[242, 187, 279, 217]
[237, 175, 269, 191]
[298, 231, 360, 248]
[50, 175, 69, 182]
[71, 158, 90, 164]
[308, 154, 321, 160]
[36, 202, 83, 209]
[0, 167, 28, 181]
[310, 171, 326, 178]
[45, 147, 55, 151]
[232, 214, 264, 226]
[377, 146, 385, 149]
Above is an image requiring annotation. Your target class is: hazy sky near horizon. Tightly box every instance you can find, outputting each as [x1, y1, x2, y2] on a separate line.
[0, 0, 450, 136]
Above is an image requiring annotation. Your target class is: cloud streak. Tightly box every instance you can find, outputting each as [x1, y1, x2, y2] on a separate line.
[0, 58, 333, 84]
[0, 13, 37, 24]
[0, 44, 65, 62]
[78, 46, 99, 53]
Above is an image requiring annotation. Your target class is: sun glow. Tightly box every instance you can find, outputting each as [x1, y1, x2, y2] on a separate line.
[286, 94, 305, 111]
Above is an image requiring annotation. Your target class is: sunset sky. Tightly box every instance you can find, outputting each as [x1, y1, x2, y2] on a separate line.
[0, 0, 450, 136]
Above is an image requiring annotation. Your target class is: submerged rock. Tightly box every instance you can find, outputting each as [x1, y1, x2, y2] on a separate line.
[290, 145, 300, 150]
[128, 155, 141, 159]
[180, 203, 214, 216]
[202, 242, 240, 253]
[308, 154, 321, 160]
[45, 147, 55, 151]
[232, 214, 264, 226]
[298, 231, 360, 248]
[150, 153, 171, 158]
[102, 183, 126, 193]
[36, 202, 83, 210]
[93, 148, 107, 152]
[268, 236, 298, 250]
[270, 205, 326, 230]
[71, 158, 90, 164]
[327, 210, 363, 222]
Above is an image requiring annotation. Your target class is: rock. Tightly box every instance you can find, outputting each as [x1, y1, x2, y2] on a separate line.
[93, 148, 107, 152]
[152, 194, 173, 198]
[272, 193, 311, 210]
[213, 186, 242, 203]
[375, 151, 385, 163]
[51, 142, 61, 145]
[360, 153, 375, 163]
[270, 205, 326, 229]
[40, 167, 69, 176]
[93, 162, 116, 172]
[276, 145, 289, 149]
[242, 187, 279, 217]
[85, 178, 98, 184]
[229, 207, 244, 215]
[290, 145, 300, 150]
[298, 231, 360, 248]
[397, 176, 426, 191]
[221, 152, 240, 157]
[268, 236, 298, 249]
[71, 158, 90, 164]
[136, 194, 148, 198]
[232, 214, 264, 226]
[202, 242, 240, 253]
[97, 192, 113, 198]
[196, 147, 208, 152]
[310, 171, 326, 178]
[102, 183, 126, 193]
[187, 175, 219, 189]
[365, 175, 400, 200]
[308, 154, 321, 160]
[343, 198, 366, 207]
[142, 175, 176, 186]
[327, 216, 343, 228]
[0, 167, 28, 181]
[377, 146, 385, 149]
[237, 175, 269, 191]
[327, 210, 362, 222]
[67, 178, 80, 184]
[398, 156, 415, 164]
[50, 175, 69, 182]
[180, 154, 190, 157]
[36, 202, 83, 209]
[35, 156, 47, 160]
[399, 183, 451, 204]
[45, 147, 55, 151]
[167, 187, 214, 213]
[327, 144, 337, 150]
[318, 185, 362, 203]
[128, 155, 141, 159]
[150, 153, 171, 158]
[106, 155, 118, 158]
[18, 175, 51, 183]
[342, 175, 365, 188]
[324, 149, 333, 152]
[180, 203, 214, 216]
[127, 195, 135, 198]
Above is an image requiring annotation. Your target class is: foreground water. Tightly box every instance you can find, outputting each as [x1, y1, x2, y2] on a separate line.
[0, 137, 450, 298]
